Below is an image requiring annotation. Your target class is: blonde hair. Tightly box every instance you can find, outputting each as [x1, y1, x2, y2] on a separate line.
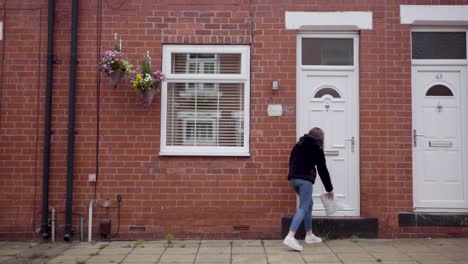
[308, 127, 324, 149]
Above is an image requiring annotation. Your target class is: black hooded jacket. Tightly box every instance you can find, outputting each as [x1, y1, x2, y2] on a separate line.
[288, 134, 334, 192]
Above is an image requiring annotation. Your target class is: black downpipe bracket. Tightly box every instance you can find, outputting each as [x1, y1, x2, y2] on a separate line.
[64, 0, 78, 241]
[41, 0, 55, 240]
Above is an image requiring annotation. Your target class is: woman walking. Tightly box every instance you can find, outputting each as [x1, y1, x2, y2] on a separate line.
[283, 127, 334, 251]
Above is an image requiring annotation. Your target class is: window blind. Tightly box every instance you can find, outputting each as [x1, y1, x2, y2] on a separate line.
[166, 82, 244, 147]
[171, 53, 242, 74]
[164, 49, 247, 149]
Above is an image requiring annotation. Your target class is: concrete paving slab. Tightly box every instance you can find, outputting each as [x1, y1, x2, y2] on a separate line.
[261, 240, 284, 247]
[325, 239, 361, 247]
[414, 261, 459, 264]
[0, 242, 34, 257]
[443, 252, 468, 262]
[327, 245, 367, 253]
[0, 242, 35, 249]
[158, 261, 193, 264]
[336, 252, 377, 262]
[164, 247, 198, 255]
[200, 240, 231, 247]
[304, 262, 341, 264]
[130, 246, 165, 255]
[301, 252, 340, 262]
[197, 246, 230, 254]
[121, 253, 159, 263]
[363, 246, 400, 253]
[302, 243, 332, 251]
[85, 254, 126, 264]
[62, 248, 100, 256]
[393, 243, 433, 253]
[340, 262, 380, 264]
[356, 238, 395, 245]
[105, 241, 136, 247]
[47, 255, 88, 264]
[407, 252, 455, 263]
[195, 253, 230, 262]
[264, 246, 301, 254]
[0, 248, 23, 256]
[267, 252, 305, 264]
[0, 256, 12, 263]
[232, 246, 264, 254]
[168, 240, 201, 248]
[372, 260, 424, 264]
[232, 239, 263, 247]
[369, 252, 413, 261]
[232, 253, 267, 264]
[158, 253, 196, 262]
[2, 238, 468, 264]
[71, 241, 109, 249]
[141, 240, 169, 247]
[98, 245, 133, 255]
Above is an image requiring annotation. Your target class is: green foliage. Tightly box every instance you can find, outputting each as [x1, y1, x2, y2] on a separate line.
[140, 57, 152, 75]
[321, 232, 331, 242]
[76, 259, 86, 264]
[166, 233, 174, 247]
[31, 252, 48, 259]
[133, 240, 145, 248]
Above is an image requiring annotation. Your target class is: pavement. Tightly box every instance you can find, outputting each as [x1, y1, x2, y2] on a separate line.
[0, 237, 468, 264]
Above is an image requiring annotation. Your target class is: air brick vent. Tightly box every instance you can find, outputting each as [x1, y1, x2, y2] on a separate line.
[233, 225, 250, 231]
[129, 226, 146, 232]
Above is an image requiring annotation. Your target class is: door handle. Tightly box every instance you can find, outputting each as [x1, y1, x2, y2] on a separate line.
[345, 136, 355, 152]
[413, 129, 424, 147]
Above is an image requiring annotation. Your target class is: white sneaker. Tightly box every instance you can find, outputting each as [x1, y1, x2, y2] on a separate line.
[305, 234, 322, 244]
[283, 236, 303, 251]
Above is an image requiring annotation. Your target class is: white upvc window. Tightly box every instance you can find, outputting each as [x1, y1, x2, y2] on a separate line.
[161, 45, 250, 156]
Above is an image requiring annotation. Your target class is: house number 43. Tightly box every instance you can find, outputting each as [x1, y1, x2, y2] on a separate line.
[435, 73, 443, 79]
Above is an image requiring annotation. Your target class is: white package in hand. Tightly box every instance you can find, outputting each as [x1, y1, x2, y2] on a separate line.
[320, 193, 343, 216]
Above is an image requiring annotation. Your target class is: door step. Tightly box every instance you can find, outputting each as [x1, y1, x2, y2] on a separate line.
[281, 217, 378, 239]
[399, 213, 468, 227]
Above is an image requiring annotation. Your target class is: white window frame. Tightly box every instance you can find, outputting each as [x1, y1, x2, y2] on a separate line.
[160, 45, 250, 156]
[410, 28, 468, 66]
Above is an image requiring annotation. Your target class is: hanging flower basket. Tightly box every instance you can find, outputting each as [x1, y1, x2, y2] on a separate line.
[131, 53, 165, 108]
[110, 70, 125, 89]
[98, 34, 132, 89]
[139, 87, 157, 108]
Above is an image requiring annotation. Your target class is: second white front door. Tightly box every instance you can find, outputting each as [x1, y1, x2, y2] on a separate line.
[297, 33, 359, 216]
[413, 65, 468, 211]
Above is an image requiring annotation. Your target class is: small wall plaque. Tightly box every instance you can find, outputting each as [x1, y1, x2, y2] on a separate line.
[267, 104, 283, 117]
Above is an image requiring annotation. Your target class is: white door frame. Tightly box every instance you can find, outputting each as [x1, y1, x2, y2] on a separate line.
[296, 32, 360, 216]
[411, 28, 468, 213]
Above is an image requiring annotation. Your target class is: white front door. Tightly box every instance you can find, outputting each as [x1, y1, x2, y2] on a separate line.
[413, 66, 468, 211]
[297, 33, 359, 216]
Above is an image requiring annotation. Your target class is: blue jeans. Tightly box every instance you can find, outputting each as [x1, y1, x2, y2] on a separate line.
[289, 178, 313, 232]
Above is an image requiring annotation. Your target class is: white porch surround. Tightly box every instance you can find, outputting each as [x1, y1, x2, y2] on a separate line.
[401, 5, 468, 212]
[400, 5, 468, 26]
[285, 11, 373, 31]
[285, 11, 373, 217]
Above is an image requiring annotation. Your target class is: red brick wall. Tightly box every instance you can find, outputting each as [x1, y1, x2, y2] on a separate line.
[1, 0, 468, 240]
[0, 1, 46, 239]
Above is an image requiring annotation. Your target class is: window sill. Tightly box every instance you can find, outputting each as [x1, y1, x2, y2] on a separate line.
[159, 150, 250, 157]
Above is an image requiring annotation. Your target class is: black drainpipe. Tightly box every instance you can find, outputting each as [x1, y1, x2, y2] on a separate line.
[41, 0, 55, 240]
[64, 0, 78, 241]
